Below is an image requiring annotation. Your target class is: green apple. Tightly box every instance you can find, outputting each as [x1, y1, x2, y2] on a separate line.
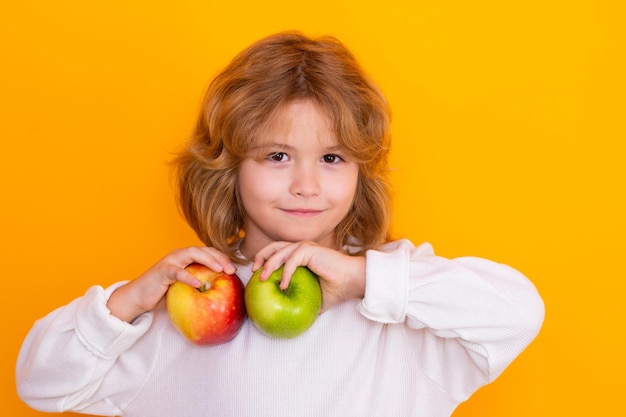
[166, 263, 247, 345]
[244, 265, 322, 338]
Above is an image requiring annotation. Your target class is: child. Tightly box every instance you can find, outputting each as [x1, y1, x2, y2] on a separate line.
[16, 31, 544, 417]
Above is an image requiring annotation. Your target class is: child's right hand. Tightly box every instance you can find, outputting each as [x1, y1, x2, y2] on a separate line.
[106, 247, 237, 323]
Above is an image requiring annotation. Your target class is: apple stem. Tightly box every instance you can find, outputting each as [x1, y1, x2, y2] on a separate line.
[199, 281, 211, 293]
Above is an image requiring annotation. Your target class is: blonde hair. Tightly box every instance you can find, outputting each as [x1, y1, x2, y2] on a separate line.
[174, 31, 393, 261]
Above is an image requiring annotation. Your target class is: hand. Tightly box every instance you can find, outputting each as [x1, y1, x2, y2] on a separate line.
[251, 241, 366, 313]
[107, 247, 237, 323]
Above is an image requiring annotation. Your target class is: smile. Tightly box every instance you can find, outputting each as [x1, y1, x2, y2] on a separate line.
[281, 208, 324, 217]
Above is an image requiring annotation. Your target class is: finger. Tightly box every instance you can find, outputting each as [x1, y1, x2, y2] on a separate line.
[278, 244, 314, 290]
[199, 247, 238, 275]
[161, 263, 203, 288]
[177, 270, 204, 289]
[173, 246, 237, 275]
[279, 263, 296, 290]
[252, 241, 292, 271]
[253, 242, 293, 278]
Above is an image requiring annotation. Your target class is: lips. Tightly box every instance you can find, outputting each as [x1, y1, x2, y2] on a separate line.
[281, 208, 324, 217]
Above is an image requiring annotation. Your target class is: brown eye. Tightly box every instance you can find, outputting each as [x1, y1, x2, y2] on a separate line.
[267, 152, 287, 162]
[322, 154, 342, 163]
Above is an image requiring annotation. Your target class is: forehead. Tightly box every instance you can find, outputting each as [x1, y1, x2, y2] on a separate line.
[253, 99, 338, 148]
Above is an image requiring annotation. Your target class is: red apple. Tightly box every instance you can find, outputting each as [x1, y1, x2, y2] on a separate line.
[166, 263, 246, 345]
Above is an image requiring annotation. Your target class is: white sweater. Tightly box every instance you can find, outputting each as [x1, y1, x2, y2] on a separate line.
[16, 240, 544, 417]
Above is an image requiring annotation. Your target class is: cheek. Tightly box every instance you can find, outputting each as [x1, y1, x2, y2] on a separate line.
[238, 162, 283, 206]
[238, 168, 255, 194]
[326, 170, 359, 205]
[238, 162, 262, 207]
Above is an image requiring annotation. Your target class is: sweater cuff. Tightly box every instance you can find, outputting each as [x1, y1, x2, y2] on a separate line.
[74, 283, 153, 359]
[357, 245, 409, 324]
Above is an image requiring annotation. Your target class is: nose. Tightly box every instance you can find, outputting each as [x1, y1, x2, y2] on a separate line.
[290, 163, 320, 197]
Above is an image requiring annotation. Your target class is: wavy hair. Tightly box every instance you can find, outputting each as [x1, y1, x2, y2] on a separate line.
[174, 31, 393, 261]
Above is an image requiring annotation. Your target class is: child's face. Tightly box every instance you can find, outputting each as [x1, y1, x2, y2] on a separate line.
[238, 99, 359, 255]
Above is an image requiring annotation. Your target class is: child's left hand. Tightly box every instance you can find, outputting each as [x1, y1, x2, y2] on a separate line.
[251, 241, 366, 313]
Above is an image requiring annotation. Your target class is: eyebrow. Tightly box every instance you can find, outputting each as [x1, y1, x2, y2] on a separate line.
[248, 142, 343, 152]
[248, 142, 293, 152]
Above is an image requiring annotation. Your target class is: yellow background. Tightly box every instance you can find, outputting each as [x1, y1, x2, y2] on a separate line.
[2, 0, 624, 415]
